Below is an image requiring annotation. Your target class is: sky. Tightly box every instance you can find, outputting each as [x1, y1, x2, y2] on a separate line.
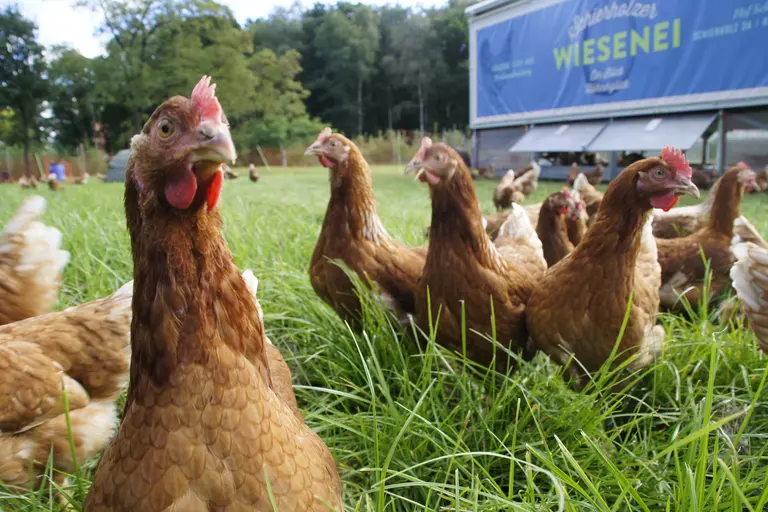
[4, 0, 451, 59]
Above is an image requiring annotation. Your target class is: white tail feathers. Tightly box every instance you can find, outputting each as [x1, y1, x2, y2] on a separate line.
[241, 269, 267, 332]
[573, 173, 589, 191]
[498, 204, 545, 265]
[730, 241, 768, 352]
[732, 216, 768, 249]
[112, 280, 134, 301]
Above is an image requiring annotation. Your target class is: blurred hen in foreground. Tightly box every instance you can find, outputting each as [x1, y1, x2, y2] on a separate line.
[0, 280, 132, 491]
[0, 196, 70, 326]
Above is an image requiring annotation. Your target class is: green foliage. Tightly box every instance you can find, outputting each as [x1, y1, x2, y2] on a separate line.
[2, 0, 475, 156]
[47, 47, 98, 151]
[0, 6, 48, 172]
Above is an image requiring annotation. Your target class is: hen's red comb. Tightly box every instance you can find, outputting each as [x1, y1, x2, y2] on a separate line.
[736, 161, 751, 170]
[415, 137, 433, 161]
[316, 127, 332, 143]
[191, 75, 223, 122]
[660, 146, 692, 179]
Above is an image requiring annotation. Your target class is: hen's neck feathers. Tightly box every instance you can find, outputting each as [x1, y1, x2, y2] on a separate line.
[326, 148, 391, 245]
[573, 169, 648, 276]
[537, 201, 574, 263]
[707, 171, 743, 236]
[124, 173, 269, 396]
[429, 166, 505, 271]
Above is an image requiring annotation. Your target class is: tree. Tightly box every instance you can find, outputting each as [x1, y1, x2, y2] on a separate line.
[248, 2, 304, 55]
[390, 13, 446, 133]
[48, 47, 98, 150]
[234, 49, 323, 148]
[0, 6, 48, 176]
[307, 4, 380, 136]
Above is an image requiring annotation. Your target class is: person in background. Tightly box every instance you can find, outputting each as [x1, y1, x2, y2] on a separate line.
[49, 160, 66, 182]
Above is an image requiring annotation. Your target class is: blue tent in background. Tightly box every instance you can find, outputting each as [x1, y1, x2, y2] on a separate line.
[49, 161, 66, 181]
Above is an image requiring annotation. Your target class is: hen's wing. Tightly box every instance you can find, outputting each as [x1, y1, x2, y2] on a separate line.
[731, 237, 768, 353]
[0, 196, 70, 326]
[0, 280, 133, 401]
[0, 341, 91, 435]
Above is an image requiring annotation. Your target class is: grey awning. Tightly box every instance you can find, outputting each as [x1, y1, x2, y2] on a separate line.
[587, 113, 716, 152]
[508, 121, 607, 153]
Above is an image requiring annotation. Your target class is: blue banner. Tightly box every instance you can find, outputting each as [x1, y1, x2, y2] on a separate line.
[474, 0, 768, 122]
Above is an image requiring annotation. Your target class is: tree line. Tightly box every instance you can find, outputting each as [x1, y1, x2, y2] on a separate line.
[0, 0, 473, 175]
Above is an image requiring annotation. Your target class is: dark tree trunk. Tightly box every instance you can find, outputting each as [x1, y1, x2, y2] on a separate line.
[132, 110, 142, 134]
[357, 75, 363, 137]
[21, 112, 31, 178]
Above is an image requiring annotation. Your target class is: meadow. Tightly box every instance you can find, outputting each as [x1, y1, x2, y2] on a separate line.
[0, 166, 767, 511]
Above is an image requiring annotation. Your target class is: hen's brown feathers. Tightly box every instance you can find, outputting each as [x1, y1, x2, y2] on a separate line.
[0, 196, 70, 326]
[309, 134, 425, 325]
[526, 158, 669, 383]
[416, 144, 535, 369]
[0, 281, 133, 490]
[85, 82, 341, 511]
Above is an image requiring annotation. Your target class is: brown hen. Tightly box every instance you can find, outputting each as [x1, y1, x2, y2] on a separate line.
[84, 76, 341, 512]
[0, 280, 132, 491]
[656, 164, 758, 311]
[526, 149, 699, 385]
[407, 138, 536, 371]
[536, 190, 577, 267]
[305, 127, 425, 326]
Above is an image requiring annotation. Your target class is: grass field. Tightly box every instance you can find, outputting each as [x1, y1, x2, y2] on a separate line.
[1, 166, 767, 511]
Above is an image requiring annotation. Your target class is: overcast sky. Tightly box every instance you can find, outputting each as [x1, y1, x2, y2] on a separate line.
[3, 0, 452, 58]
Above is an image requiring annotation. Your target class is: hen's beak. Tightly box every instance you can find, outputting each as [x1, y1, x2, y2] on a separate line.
[190, 120, 237, 171]
[305, 142, 322, 156]
[404, 158, 422, 176]
[674, 176, 700, 199]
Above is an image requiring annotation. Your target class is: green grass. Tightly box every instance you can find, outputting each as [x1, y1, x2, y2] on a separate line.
[1, 166, 767, 511]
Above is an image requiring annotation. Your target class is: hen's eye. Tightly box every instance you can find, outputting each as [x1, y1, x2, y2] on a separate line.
[330, 140, 338, 147]
[653, 168, 666, 179]
[158, 119, 174, 138]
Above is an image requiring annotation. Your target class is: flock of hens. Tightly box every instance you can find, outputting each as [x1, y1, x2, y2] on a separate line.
[0, 75, 766, 510]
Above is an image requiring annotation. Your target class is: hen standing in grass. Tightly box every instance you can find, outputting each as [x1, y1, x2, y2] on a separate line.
[566, 189, 589, 247]
[305, 127, 425, 326]
[0, 280, 132, 491]
[536, 189, 577, 267]
[84, 76, 341, 511]
[656, 164, 757, 311]
[0, 196, 70, 326]
[526, 148, 699, 385]
[407, 138, 536, 371]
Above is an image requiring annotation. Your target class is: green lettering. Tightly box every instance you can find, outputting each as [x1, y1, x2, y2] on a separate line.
[597, 36, 610, 62]
[553, 45, 573, 70]
[614, 31, 627, 59]
[583, 39, 595, 65]
[673, 18, 681, 47]
[655, 21, 669, 51]
[574, 42, 580, 66]
[630, 27, 650, 56]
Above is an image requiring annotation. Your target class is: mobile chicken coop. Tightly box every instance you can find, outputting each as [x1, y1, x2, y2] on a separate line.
[466, 0, 768, 179]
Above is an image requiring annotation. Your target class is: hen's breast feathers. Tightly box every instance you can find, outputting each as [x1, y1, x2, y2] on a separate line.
[0, 196, 70, 326]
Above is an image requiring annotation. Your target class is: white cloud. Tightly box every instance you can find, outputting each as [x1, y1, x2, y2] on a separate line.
[2, 0, 451, 59]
